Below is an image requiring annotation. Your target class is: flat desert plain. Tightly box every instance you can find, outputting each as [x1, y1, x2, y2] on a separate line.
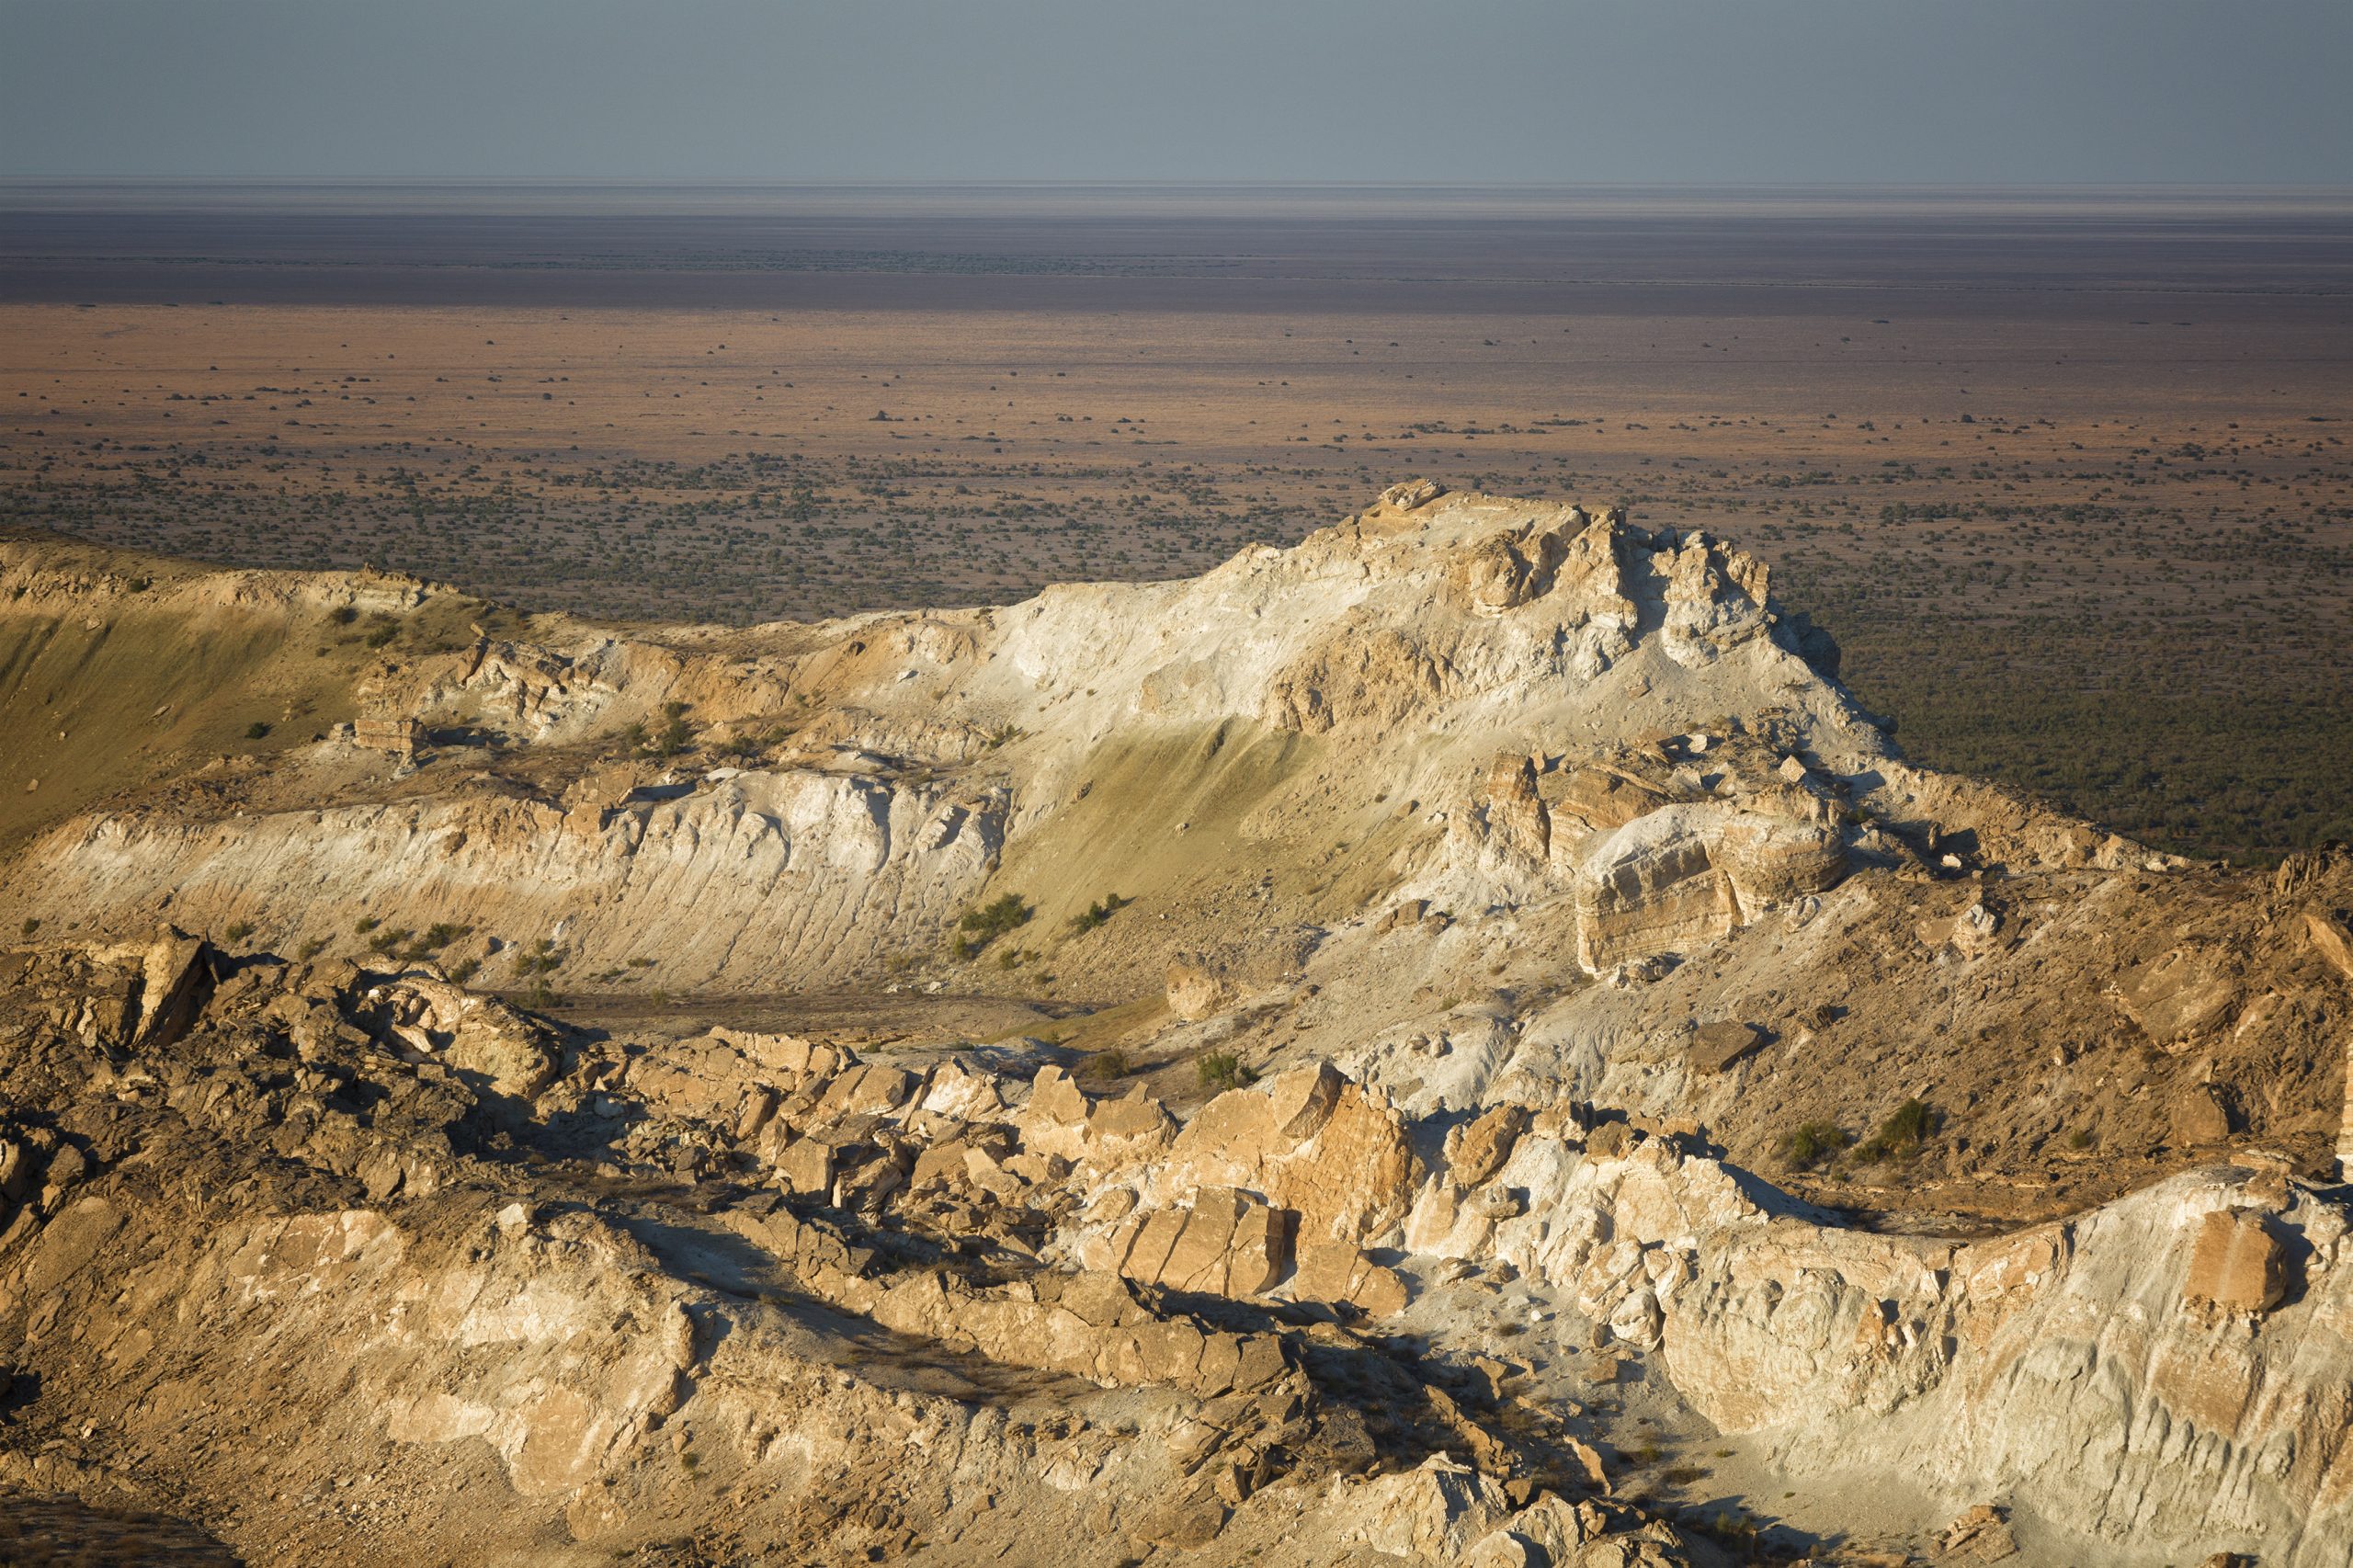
[3, 186, 2349, 858]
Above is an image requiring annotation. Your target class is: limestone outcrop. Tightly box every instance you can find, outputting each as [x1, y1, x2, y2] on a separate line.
[5, 489, 2351, 1565]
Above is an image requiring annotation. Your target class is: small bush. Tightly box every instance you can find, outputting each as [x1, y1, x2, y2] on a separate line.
[329, 604, 358, 625]
[2066, 1127, 2095, 1151]
[363, 615, 400, 648]
[1068, 892, 1131, 935]
[995, 946, 1028, 971]
[951, 893, 1032, 958]
[446, 958, 480, 984]
[1779, 1119, 1852, 1171]
[19, 917, 40, 938]
[631, 699, 693, 757]
[222, 920, 254, 943]
[1198, 1051, 1257, 1092]
[1077, 1049, 1130, 1081]
[354, 915, 379, 934]
[244, 721, 272, 740]
[295, 937, 327, 960]
[507, 937, 565, 977]
[1857, 1097, 1941, 1163]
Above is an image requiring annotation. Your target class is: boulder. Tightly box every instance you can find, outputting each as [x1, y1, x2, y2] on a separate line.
[774, 1137, 836, 1198]
[1265, 1061, 1344, 1142]
[1111, 1187, 1295, 1298]
[1379, 478, 1446, 510]
[2112, 946, 2239, 1047]
[1445, 1103, 1530, 1187]
[1166, 955, 1230, 1022]
[134, 925, 210, 1049]
[1685, 1022, 1765, 1075]
[2169, 1085, 2233, 1146]
[1166, 1068, 1417, 1245]
[2306, 911, 2353, 983]
[2184, 1209, 2290, 1314]
[1574, 805, 1843, 972]
[1336, 1453, 1514, 1561]
[1938, 1503, 2018, 1562]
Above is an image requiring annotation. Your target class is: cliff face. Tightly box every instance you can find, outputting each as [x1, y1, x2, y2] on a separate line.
[4, 484, 2352, 1566]
[1, 484, 1888, 991]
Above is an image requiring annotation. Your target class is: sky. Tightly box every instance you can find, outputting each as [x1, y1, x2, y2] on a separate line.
[3, 0, 2347, 186]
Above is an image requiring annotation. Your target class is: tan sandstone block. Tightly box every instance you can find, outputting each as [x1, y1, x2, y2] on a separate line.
[2184, 1209, 2290, 1314]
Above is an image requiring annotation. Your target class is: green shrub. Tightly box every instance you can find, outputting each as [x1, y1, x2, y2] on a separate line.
[513, 940, 563, 977]
[632, 699, 693, 757]
[1077, 1049, 1130, 1081]
[244, 721, 272, 740]
[1779, 1119, 1852, 1170]
[223, 920, 254, 943]
[1857, 1097, 1941, 1162]
[951, 893, 1032, 958]
[446, 958, 480, 984]
[19, 917, 40, 938]
[295, 937, 327, 961]
[354, 915, 378, 934]
[1068, 892, 1131, 935]
[1198, 1051, 1257, 1092]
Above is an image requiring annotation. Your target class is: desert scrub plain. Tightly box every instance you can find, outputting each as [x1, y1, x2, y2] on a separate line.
[3, 188, 2350, 861]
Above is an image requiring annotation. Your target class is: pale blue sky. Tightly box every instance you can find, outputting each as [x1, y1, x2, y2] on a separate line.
[4, 0, 2347, 184]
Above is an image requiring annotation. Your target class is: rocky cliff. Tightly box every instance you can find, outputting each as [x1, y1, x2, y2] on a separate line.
[2, 483, 2349, 1566]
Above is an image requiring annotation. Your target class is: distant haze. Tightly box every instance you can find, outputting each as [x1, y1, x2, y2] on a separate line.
[3, 0, 2348, 186]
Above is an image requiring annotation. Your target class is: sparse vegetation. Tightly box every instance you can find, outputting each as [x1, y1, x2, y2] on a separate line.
[222, 920, 254, 942]
[1068, 892, 1131, 934]
[513, 937, 564, 976]
[950, 893, 1032, 960]
[1856, 1097, 1942, 1163]
[295, 937, 327, 960]
[638, 700, 693, 757]
[1197, 1051, 1257, 1091]
[1077, 1049, 1130, 1081]
[1779, 1119, 1853, 1171]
